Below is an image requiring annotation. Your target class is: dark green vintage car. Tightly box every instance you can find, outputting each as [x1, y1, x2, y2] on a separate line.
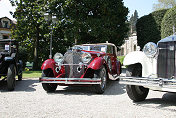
[0, 39, 23, 91]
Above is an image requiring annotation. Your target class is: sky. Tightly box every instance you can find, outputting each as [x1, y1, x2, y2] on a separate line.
[0, 0, 158, 21]
[123, 0, 158, 18]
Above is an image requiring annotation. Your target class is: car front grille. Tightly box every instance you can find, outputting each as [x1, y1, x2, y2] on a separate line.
[157, 41, 176, 78]
[63, 51, 84, 78]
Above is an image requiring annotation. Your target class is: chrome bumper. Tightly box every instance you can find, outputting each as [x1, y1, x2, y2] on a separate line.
[119, 76, 176, 92]
[39, 77, 101, 85]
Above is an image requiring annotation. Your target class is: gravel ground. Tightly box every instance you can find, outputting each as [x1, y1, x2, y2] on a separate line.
[1, 78, 176, 118]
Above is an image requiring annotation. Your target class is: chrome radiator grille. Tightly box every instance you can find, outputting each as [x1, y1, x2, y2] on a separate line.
[157, 41, 176, 78]
[64, 52, 84, 78]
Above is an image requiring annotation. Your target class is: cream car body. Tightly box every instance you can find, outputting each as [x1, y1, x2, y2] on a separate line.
[123, 51, 157, 78]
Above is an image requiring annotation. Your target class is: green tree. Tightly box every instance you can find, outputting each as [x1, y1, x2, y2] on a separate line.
[153, 0, 176, 11]
[50, 0, 129, 47]
[10, 0, 128, 69]
[161, 6, 176, 38]
[10, 0, 47, 70]
[10, 0, 71, 70]
[136, 9, 168, 48]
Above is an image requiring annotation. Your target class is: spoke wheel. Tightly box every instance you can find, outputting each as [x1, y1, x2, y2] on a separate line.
[94, 66, 107, 94]
[7, 64, 16, 91]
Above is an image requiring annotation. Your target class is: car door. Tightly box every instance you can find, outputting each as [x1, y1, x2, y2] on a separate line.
[107, 45, 120, 75]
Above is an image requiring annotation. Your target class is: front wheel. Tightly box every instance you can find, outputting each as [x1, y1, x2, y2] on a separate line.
[126, 64, 149, 102]
[41, 72, 57, 92]
[7, 64, 16, 91]
[126, 85, 149, 102]
[94, 66, 107, 94]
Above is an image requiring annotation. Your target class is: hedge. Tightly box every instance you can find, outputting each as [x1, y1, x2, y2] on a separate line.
[161, 7, 176, 39]
[136, 9, 168, 49]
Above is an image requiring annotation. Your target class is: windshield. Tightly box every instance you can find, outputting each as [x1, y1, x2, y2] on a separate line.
[74, 45, 107, 52]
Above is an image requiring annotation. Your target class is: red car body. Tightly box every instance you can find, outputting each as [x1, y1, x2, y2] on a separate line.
[39, 43, 121, 93]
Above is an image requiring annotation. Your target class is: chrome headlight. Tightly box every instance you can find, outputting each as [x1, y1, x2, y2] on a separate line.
[53, 53, 64, 64]
[81, 52, 91, 63]
[143, 42, 157, 58]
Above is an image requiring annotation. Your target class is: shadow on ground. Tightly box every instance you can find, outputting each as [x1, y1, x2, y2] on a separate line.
[50, 80, 126, 96]
[135, 92, 176, 111]
[0, 79, 38, 92]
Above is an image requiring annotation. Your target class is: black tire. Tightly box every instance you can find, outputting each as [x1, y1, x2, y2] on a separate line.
[42, 73, 57, 92]
[18, 72, 22, 81]
[94, 66, 107, 94]
[7, 64, 16, 91]
[126, 64, 149, 102]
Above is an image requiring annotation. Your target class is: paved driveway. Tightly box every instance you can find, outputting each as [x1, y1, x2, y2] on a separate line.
[0, 78, 176, 118]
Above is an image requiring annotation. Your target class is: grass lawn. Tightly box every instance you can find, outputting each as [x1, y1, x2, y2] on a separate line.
[23, 71, 42, 78]
[117, 56, 125, 65]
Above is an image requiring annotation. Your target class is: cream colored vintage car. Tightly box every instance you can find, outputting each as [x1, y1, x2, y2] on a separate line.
[120, 35, 176, 102]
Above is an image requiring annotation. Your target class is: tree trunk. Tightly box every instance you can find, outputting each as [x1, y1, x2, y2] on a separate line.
[33, 27, 40, 70]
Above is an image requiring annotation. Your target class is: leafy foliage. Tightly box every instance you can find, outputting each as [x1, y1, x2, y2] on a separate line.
[18, 46, 28, 69]
[161, 6, 176, 38]
[49, 0, 129, 47]
[153, 0, 176, 11]
[136, 9, 168, 48]
[10, 0, 128, 70]
[10, 0, 71, 70]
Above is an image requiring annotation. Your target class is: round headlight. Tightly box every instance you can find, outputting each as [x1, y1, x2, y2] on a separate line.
[143, 42, 157, 58]
[53, 53, 64, 64]
[81, 52, 91, 63]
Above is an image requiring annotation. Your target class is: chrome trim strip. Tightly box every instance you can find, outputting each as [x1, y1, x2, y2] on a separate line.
[39, 77, 101, 84]
[119, 76, 176, 92]
[57, 64, 87, 66]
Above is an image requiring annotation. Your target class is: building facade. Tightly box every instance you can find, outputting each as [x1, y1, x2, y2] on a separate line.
[118, 33, 140, 56]
[0, 17, 16, 39]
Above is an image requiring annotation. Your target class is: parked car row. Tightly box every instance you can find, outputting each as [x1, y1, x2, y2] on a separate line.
[2, 35, 176, 103]
[39, 34, 176, 102]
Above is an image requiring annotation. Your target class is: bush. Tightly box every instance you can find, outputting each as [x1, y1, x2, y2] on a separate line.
[136, 9, 168, 49]
[161, 7, 176, 38]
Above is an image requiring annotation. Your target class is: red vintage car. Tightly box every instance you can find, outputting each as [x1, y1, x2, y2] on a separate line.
[39, 43, 121, 94]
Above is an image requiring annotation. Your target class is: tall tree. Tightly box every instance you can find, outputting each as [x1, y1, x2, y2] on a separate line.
[10, 0, 70, 70]
[10, 0, 47, 70]
[153, 0, 176, 11]
[49, 0, 129, 47]
[10, 0, 128, 69]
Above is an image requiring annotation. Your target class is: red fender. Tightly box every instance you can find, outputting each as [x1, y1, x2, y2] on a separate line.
[41, 59, 56, 72]
[88, 57, 106, 70]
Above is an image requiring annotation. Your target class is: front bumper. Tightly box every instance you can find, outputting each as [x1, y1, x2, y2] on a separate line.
[120, 76, 176, 92]
[39, 77, 101, 85]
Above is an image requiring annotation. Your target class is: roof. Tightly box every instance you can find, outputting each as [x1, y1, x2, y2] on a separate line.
[158, 35, 176, 43]
[0, 17, 16, 29]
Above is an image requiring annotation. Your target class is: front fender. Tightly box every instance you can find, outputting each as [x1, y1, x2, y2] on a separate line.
[123, 51, 146, 66]
[123, 51, 157, 77]
[41, 59, 56, 71]
[88, 57, 105, 70]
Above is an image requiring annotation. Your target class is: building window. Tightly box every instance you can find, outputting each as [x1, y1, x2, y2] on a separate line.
[3, 21, 9, 28]
[3, 35, 9, 39]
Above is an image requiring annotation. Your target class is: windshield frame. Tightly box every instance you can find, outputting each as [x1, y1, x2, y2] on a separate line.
[73, 45, 107, 53]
